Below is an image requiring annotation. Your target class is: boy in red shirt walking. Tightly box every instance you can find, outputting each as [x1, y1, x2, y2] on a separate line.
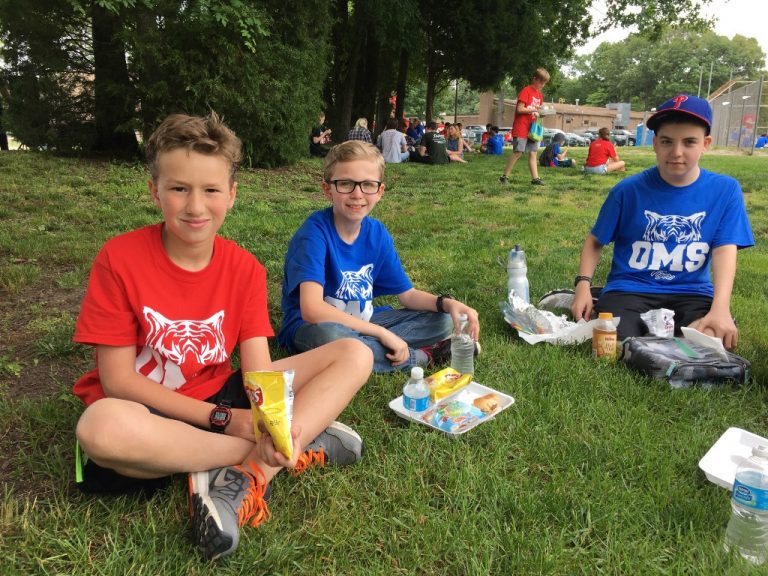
[499, 67, 550, 186]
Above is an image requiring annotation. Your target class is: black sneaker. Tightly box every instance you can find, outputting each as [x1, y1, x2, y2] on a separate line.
[189, 463, 270, 561]
[292, 421, 364, 474]
[531, 178, 544, 185]
[499, 175, 509, 184]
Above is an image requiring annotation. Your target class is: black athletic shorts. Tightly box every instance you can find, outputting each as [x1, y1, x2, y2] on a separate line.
[75, 371, 250, 496]
[595, 291, 713, 341]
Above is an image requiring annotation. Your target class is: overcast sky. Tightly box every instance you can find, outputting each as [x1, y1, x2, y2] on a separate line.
[578, 0, 768, 68]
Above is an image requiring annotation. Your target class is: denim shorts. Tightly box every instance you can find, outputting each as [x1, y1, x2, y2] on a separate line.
[584, 164, 608, 175]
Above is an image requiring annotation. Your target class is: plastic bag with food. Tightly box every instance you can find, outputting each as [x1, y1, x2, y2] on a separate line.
[244, 370, 295, 460]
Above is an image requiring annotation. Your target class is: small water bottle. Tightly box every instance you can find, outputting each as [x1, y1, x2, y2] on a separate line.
[724, 444, 768, 564]
[507, 244, 529, 303]
[450, 314, 475, 375]
[402, 367, 429, 414]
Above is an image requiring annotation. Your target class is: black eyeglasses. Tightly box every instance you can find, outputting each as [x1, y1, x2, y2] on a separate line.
[326, 179, 382, 195]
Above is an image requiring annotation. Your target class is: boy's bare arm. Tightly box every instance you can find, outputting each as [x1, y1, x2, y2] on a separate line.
[398, 288, 480, 340]
[688, 244, 739, 349]
[97, 345, 217, 429]
[571, 234, 603, 321]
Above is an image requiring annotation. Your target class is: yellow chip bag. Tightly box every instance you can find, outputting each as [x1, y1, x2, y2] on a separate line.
[243, 370, 294, 460]
[426, 367, 472, 403]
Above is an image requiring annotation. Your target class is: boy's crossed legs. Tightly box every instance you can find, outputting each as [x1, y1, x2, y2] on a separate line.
[75, 338, 373, 560]
[292, 308, 453, 373]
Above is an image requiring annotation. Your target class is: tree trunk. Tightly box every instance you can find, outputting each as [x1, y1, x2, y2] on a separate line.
[91, 4, 137, 155]
[394, 48, 409, 125]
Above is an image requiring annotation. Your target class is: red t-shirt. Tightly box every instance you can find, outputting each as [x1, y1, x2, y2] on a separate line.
[512, 85, 543, 139]
[73, 223, 274, 405]
[586, 138, 617, 167]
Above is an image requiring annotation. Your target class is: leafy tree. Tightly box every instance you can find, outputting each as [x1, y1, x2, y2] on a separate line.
[556, 28, 766, 110]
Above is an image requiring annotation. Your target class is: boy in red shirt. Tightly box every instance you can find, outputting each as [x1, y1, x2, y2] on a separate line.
[499, 67, 550, 186]
[584, 127, 626, 174]
[73, 113, 373, 561]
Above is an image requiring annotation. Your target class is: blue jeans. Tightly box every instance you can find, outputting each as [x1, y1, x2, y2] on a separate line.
[292, 309, 453, 373]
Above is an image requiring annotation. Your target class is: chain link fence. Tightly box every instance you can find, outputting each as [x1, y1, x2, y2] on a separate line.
[710, 77, 766, 151]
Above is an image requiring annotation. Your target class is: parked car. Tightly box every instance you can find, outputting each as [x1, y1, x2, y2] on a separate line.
[541, 127, 565, 146]
[462, 125, 486, 143]
[565, 132, 588, 147]
[611, 129, 636, 146]
[576, 129, 600, 143]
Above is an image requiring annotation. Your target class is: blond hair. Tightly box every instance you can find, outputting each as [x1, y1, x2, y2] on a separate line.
[533, 67, 551, 83]
[354, 117, 368, 129]
[323, 141, 385, 182]
[145, 112, 242, 181]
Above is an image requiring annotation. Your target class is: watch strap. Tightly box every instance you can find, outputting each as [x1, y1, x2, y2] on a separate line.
[436, 293, 454, 314]
[574, 275, 593, 287]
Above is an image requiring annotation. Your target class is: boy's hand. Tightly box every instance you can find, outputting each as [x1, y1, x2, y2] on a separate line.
[254, 424, 302, 469]
[381, 330, 410, 366]
[445, 300, 480, 341]
[688, 311, 738, 350]
[571, 283, 594, 321]
[227, 408, 257, 442]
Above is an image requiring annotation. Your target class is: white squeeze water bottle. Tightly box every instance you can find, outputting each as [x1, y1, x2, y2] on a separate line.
[724, 444, 768, 564]
[402, 367, 429, 414]
[507, 244, 529, 303]
[450, 314, 475, 375]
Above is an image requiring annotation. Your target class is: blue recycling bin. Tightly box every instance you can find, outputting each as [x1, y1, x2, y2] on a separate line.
[636, 123, 654, 146]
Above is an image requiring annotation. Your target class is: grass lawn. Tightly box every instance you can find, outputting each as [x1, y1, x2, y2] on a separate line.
[1, 145, 767, 574]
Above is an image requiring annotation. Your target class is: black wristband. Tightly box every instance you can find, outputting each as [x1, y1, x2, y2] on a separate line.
[574, 275, 592, 287]
[436, 293, 454, 314]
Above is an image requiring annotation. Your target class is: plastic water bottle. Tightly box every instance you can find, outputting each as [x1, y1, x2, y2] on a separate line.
[402, 367, 429, 413]
[450, 314, 475, 375]
[507, 244, 529, 303]
[724, 445, 768, 564]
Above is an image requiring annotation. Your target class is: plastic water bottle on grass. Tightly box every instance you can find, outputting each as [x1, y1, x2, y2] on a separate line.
[450, 314, 475, 375]
[724, 444, 768, 564]
[402, 367, 429, 414]
[507, 244, 529, 303]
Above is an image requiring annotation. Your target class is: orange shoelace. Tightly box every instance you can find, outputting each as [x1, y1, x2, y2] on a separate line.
[238, 462, 271, 528]
[290, 447, 326, 476]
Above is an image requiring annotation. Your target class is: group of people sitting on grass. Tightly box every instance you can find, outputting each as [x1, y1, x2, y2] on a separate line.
[72, 91, 752, 563]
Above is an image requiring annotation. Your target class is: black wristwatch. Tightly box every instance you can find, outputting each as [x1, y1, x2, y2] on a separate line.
[436, 293, 454, 314]
[209, 400, 232, 433]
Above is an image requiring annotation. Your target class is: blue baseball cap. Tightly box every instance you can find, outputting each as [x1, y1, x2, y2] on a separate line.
[646, 94, 712, 135]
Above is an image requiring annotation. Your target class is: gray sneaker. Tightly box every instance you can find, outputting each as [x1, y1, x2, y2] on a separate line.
[189, 464, 270, 561]
[499, 175, 509, 184]
[293, 421, 364, 474]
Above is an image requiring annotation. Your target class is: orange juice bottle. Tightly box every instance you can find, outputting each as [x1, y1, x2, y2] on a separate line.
[593, 312, 617, 360]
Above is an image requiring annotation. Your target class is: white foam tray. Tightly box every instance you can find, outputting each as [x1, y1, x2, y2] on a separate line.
[698, 427, 768, 490]
[389, 382, 514, 436]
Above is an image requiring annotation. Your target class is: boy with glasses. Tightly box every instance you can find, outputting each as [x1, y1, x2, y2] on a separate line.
[278, 141, 480, 373]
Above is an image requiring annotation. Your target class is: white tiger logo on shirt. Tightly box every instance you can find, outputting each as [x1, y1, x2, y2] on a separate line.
[629, 210, 709, 276]
[138, 307, 228, 390]
[325, 264, 375, 321]
[642, 210, 705, 242]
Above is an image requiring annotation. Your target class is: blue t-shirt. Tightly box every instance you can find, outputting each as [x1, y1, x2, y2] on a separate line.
[278, 208, 413, 349]
[551, 143, 563, 166]
[756, 136, 768, 149]
[592, 167, 753, 297]
[486, 134, 504, 155]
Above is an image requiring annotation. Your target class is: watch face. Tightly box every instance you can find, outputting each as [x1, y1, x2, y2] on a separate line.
[212, 411, 229, 423]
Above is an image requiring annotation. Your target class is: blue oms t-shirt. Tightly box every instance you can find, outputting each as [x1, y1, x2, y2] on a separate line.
[278, 208, 413, 350]
[592, 167, 753, 297]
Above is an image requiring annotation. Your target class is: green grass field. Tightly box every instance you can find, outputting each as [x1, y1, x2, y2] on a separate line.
[1, 145, 767, 574]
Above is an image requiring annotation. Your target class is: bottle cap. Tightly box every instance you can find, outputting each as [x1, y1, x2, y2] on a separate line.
[410, 367, 424, 379]
[514, 244, 522, 251]
[753, 445, 768, 458]
[598, 312, 613, 320]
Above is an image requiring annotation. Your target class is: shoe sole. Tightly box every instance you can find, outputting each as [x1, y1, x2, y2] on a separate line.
[326, 421, 365, 462]
[189, 472, 236, 561]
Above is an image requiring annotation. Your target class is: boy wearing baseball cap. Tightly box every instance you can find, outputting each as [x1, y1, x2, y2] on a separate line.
[571, 94, 753, 349]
